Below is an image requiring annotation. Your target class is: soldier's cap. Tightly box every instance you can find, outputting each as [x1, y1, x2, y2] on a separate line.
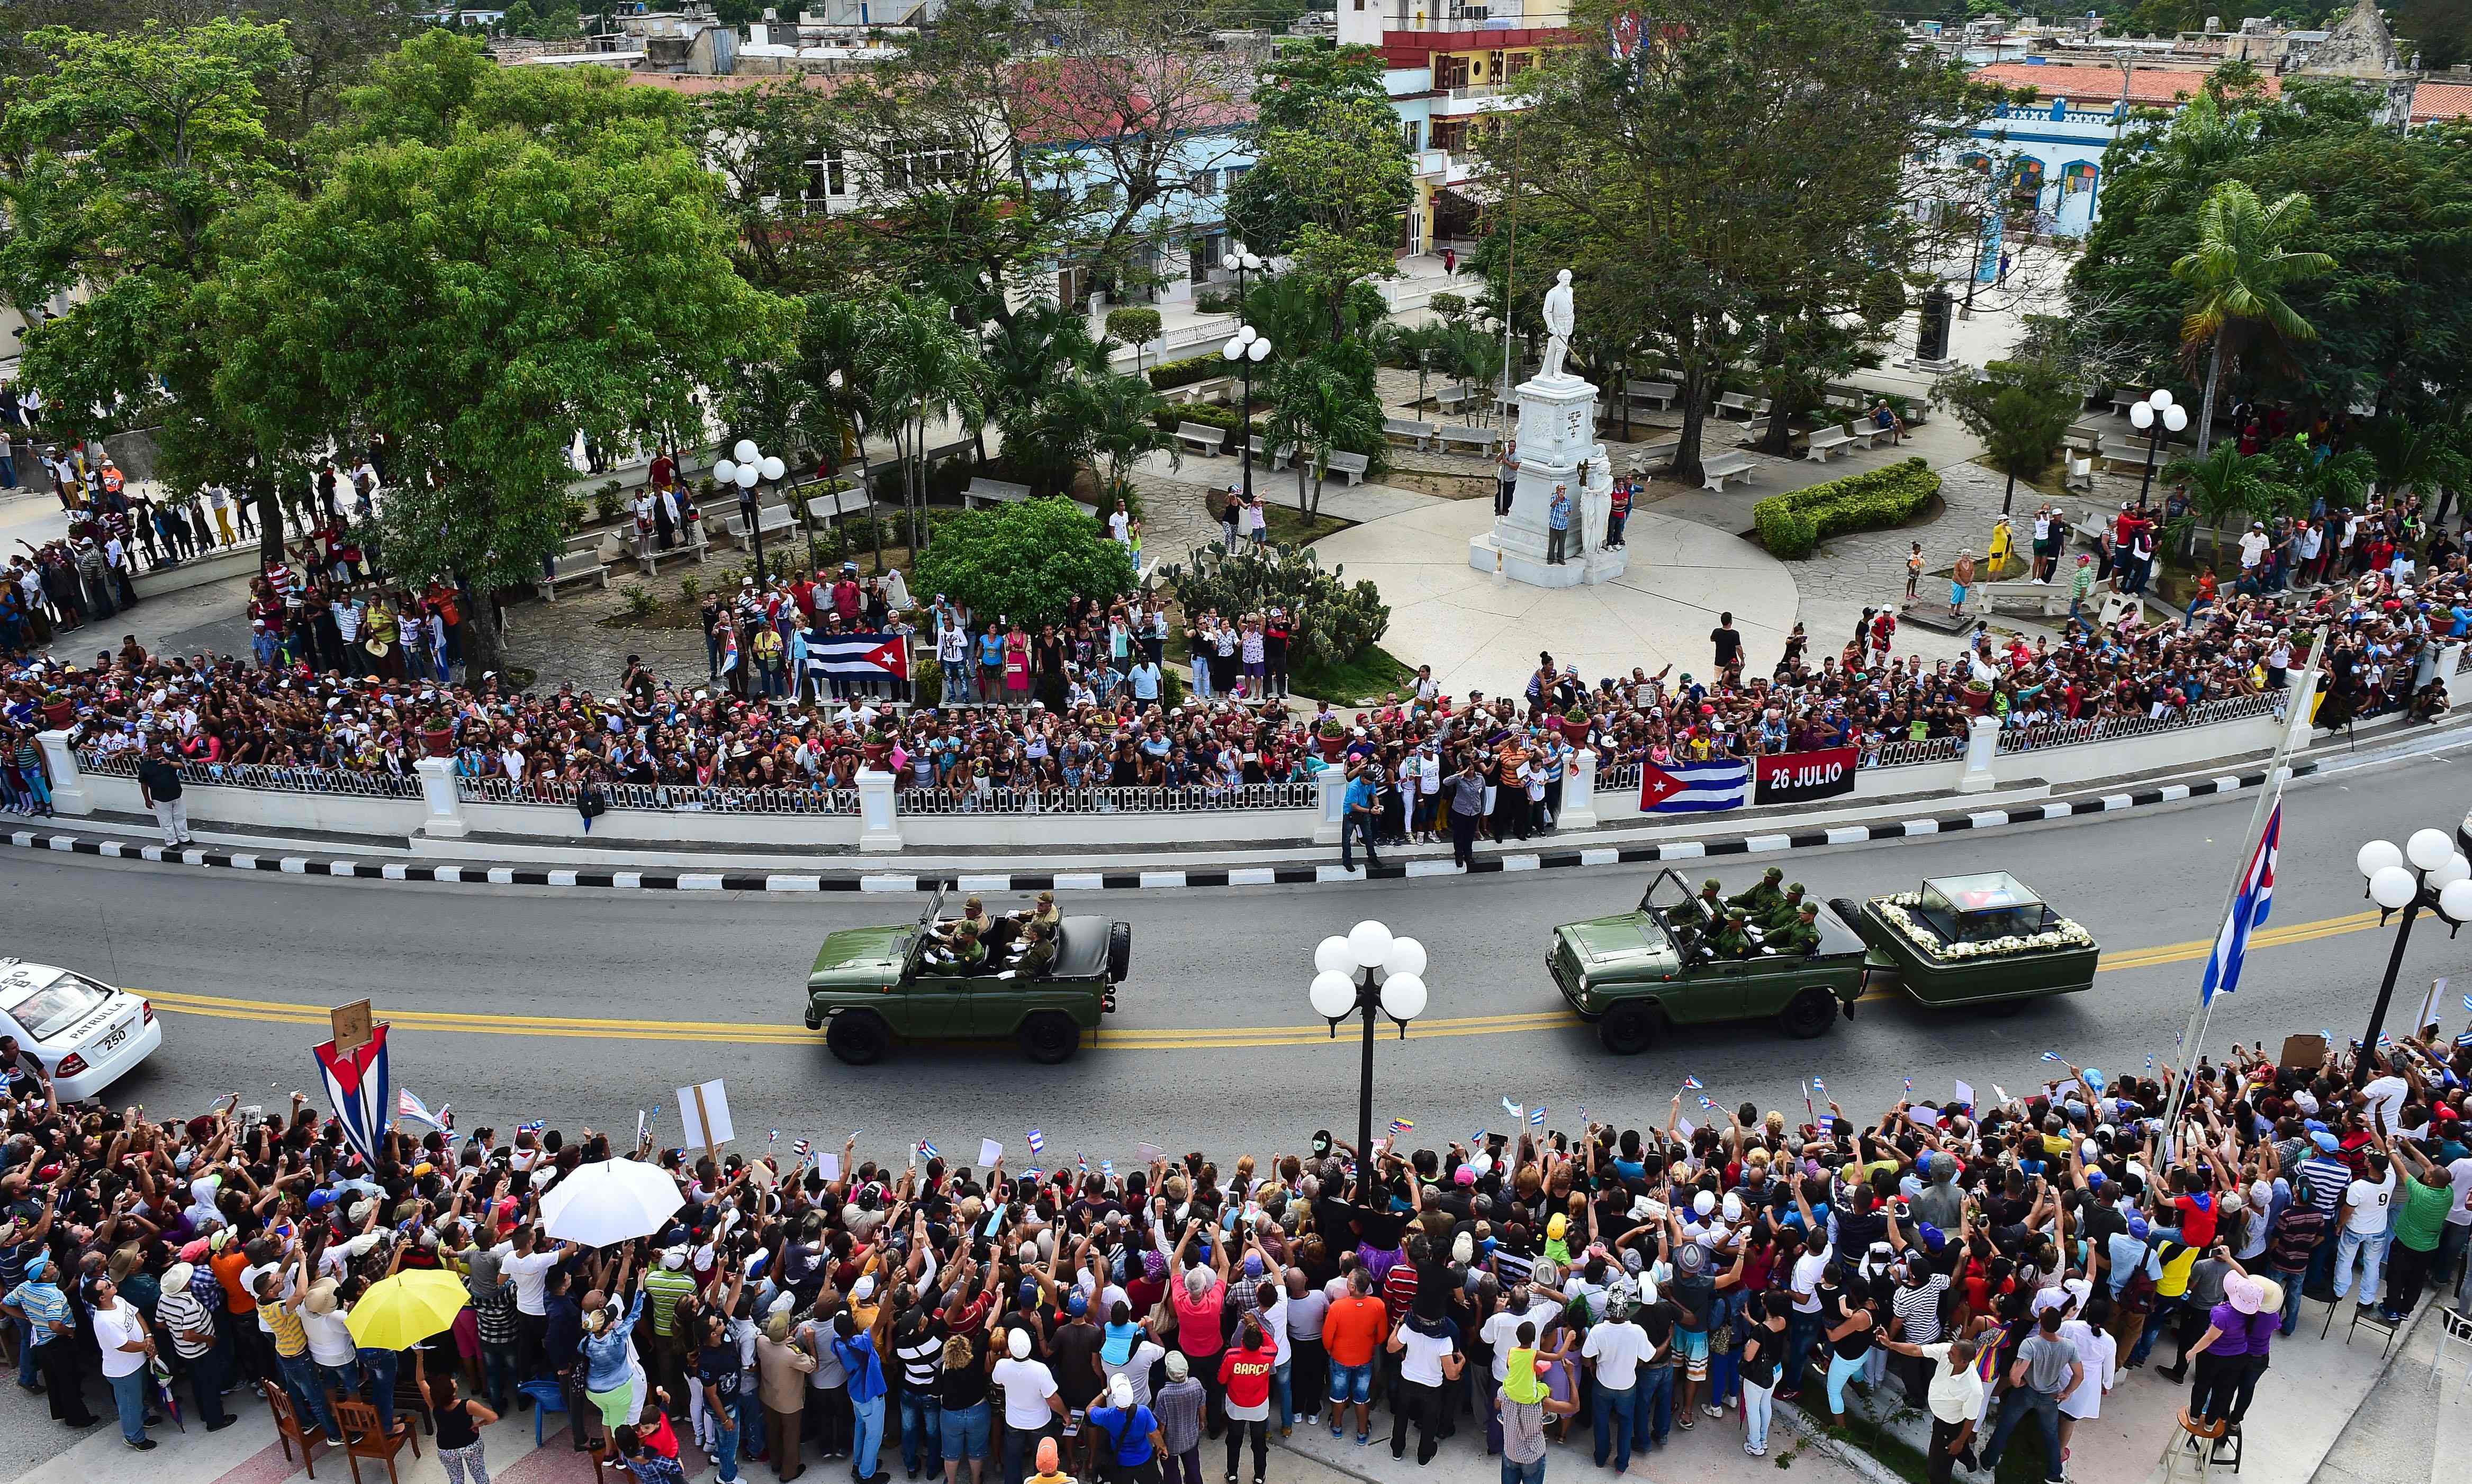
[1799, 903, 1819, 916]
[1762, 866, 1782, 880]
[1726, 907, 1747, 918]
[1702, 879, 1721, 891]
[1786, 883, 1805, 894]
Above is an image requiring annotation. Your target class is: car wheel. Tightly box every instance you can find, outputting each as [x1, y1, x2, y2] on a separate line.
[1598, 1002, 1659, 1055]
[1019, 1011, 1081, 1065]
[1778, 989, 1838, 1040]
[1106, 921, 1133, 983]
[825, 1011, 890, 1066]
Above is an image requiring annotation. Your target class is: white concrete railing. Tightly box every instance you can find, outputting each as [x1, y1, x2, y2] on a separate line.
[26, 645, 2468, 854]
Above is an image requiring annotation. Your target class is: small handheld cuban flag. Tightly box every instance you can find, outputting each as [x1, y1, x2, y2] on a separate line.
[1577, 1105, 1587, 1124]
[1682, 1075, 1704, 1091]
[1077, 1153, 1090, 1175]
[793, 1138, 813, 1157]
[918, 1139, 939, 1161]
[2041, 1052, 2065, 1063]
[1388, 1118, 1413, 1137]
[1472, 1129, 1488, 1146]
[1027, 1128, 1045, 1155]
[769, 1130, 779, 1143]
[517, 1119, 545, 1135]
[1698, 1096, 1717, 1111]
[1810, 1076, 1826, 1096]
[1502, 1097, 1523, 1118]
[1101, 1159, 1115, 1180]
[1530, 1104, 1547, 1127]
[2145, 1054, 2155, 1073]
[1902, 1076, 1914, 1094]
[2462, 993, 2472, 1015]
[1026, 1168, 1043, 1182]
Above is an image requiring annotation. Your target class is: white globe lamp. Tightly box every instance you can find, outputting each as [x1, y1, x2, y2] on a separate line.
[1310, 971, 1358, 1021]
[1380, 973, 1428, 1022]
[760, 456, 786, 482]
[1348, 919, 1395, 969]
[1314, 936, 1356, 976]
[2370, 866, 2419, 911]
[734, 438, 759, 464]
[2358, 839, 2404, 879]
[1384, 937, 1428, 980]
[2407, 828, 2454, 872]
[714, 458, 738, 485]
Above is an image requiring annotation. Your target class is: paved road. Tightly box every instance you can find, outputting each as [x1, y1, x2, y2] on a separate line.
[3, 750, 2466, 1162]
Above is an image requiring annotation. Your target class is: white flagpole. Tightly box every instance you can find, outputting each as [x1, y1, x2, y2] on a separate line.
[2160, 625, 2326, 1145]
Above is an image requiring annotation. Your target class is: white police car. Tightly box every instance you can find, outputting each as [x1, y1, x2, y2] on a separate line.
[0, 961, 161, 1100]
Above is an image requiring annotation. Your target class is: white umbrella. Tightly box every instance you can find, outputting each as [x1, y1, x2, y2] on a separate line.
[539, 1158, 685, 1248]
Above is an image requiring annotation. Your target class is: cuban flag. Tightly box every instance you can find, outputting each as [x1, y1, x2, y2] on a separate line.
[1638, 758, 1750, 813]
[396, 1088, 450, 1132]
[718, 629, 740, 675]
[806, 633, 909, 682]
[1026, 1128, 1045, 1155]
[1529, 1103, 1547, 1127]
[2201, 802, 2279, 1004]
[313, 1024, 390, 1169]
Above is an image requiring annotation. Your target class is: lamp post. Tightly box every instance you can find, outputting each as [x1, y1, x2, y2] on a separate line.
[1223, 323, 1273, 505]
[714, 439, 787, 582]
[1309, 920, 1430, 1164]
[2128, 390, 2186, 513]
[2353, 829, 2472, 1086]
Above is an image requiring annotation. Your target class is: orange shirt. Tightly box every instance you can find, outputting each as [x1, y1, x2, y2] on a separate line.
[1323, 1293, 1388, 1370]
[212, 1250, 256, 1315]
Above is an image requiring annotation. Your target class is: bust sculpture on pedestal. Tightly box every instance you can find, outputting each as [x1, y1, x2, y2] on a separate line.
[1466, 267, 1628, 589]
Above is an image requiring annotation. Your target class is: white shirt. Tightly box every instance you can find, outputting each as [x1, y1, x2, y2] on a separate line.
[2446, 1157, 2472, 1229]
[500, 1246, 561, 1317]
[93, 1298, 149, 1379]
[1392, 1322, 1455, 1387]
[1581, 1318, 1649, 1389]
[2362, 1075, 2408, 1137]
[305, 1306, 358, 1367]
[1790, 1249, 1832, 1313]
[2344, 1171, 2397, 1234]
[1480, 1301, 1563, 1380]
[2239, 531, 2268, 568]
[1107, 510, 1131, 544]
[991, 1355, 1057, 1428]
[1919, 1345, 1986, 1423]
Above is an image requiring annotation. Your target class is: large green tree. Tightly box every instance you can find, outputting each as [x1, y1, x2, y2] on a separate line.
[1223, 43, 1410, 345]
[207, 95, 792, 674]
[1936, 318, 2088, 517]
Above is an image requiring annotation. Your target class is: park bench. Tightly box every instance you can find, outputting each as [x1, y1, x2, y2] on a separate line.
[1627, 435, 1681, 477]
[1174, 422, 1228, 457]
[1805, 427, 1857, 463]
[1970, 580, 2073, 619]
[1163, 377, 1234, 407]
[638, 537, 708, 577]
[1623, 381, 1678, 412]
[963, 477, 1033, 509]
[2097, 436, 2163, 474]
[537, 550, 608, 602]
[1247, 436, 1296, 471]
[726, 502, 795, 549]
[1700, 451, 1757, 493]
[1323, 450, 1371, 486]
[1716, 392, 1770, 420]
[1384, 418, 1438, 451]
[1433, 385, 1473, 414]
[2064, 456, 2097, 493]
[1437, 424, 1502, 457]
[2108, 387, 2150, 418]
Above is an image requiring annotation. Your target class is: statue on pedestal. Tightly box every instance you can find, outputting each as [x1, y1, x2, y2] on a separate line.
[1540, 269, 1574, 381]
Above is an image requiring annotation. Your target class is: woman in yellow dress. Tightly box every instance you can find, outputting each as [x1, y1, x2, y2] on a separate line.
[1987, 517, 2015, 580]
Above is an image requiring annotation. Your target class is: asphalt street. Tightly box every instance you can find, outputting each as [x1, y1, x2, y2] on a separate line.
[0, 749, 2464, 1165]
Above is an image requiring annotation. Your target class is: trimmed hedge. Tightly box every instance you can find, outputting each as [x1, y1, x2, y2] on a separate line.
[1149, 354, 1232, 392]
[1752, 457, 1939, 559]
[1151, 402, 1250, 435]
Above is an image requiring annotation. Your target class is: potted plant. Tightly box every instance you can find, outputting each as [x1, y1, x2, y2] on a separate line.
[1961, 678, 1994, 715]
[1317, 716, 1349, 761]
[421, 710, 458, 757]
[39, 690, 74, 730]
[861, 728, 889, 768]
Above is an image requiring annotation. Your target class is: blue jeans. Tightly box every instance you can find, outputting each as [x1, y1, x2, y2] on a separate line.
[1002, 1422, 1046, 1484]
[319, 1359, 362, 1416]
[2306, 1227, 2341, 1296]
[1341, 813, 1379, 870]
[1501, 1455, 1546, 1484]
[1980, 1385, 2063, 1482]
[185, 1342, 230, 1428]
[852, 1391, 885, 1478]
[1636, 1365, 1673, 1446]
[713, 1417, 741, 1483]
[1591, 1382, 1636, 1469]
[2334, 1229, 2390, 1303]
[109, 1367, 148, 1444]
[2276, 1266, 2309, 1335]
[901, 1386, 942, 1472]
[1783, 1312, 1818, 1393]
[14, 1316, 33, 1388]
[358, 1347, 397, 1433]
[480, 1343, 517, 1411]
[280, 1351, 339, 1439]
[736, 1392, 764, 1459]
[1271, 1360, 1292, 1426]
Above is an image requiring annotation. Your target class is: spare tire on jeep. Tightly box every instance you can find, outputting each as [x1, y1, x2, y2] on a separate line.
[1106, 921, 1132, 983]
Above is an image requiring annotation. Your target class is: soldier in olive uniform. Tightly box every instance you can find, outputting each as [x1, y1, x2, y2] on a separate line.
[1729, 866, 1787, 918]
[1770, 902, 1824, 956]
[1692, 878, 1727, 923]
[1760, 883, 1809, 936]
[1013, 920, 1058, 978]
[1711, 907, 1756, 959]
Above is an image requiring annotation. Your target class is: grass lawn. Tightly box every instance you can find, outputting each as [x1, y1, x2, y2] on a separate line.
[1289, 644, 1420, 707]
[1261, 503, 1356, 546]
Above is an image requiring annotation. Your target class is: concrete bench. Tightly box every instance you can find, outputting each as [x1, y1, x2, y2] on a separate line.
[1174, 422, 1229, 456]
[1740, 417, 1773, 444]
[1164, 378, 1234, 406]
[1383, 418, 1437, 450]
[726, 503, 795, 548]
[806, 491, 858, 526]
[638, 538, 708, 576]
[1805, 427, 1857, 463]
[2108, 388, 2149, 418]
[1623, 381, 1677, 412]
[1716, 392, 1770, 420]
[1970, 580, 2073, 619]
[537, 550, 608, 601]
[1437, 424, 1502, 456]
[2097, 437, 2162, 473]
[1247, 436, 1295, 470]
[2064, 455, 2096, 493]
[963, 477, 1033, 508]
[1700, 451, 1756, 492]
[1323, 450, 1371, 486]
[1432, 385, 1472, 413]
[1627, 436, 1681, 476]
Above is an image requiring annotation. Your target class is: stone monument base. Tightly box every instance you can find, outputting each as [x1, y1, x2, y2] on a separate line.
[1467, 532, 1627, 588]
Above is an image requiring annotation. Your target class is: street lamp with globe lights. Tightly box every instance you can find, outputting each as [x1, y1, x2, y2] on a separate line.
[713, 439, 788, 585]
[2352, 829, 2472, 1084]
[1309, 920, 1428, 1162]
[1223, 324, 1273, 506]
[2128, 390, 2187, 513]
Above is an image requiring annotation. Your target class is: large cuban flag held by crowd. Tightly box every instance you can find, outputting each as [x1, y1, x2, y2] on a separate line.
[313, 1024, 391, 1168]
[1638, 758, 1751, 813]
[804, 634, 910, 683]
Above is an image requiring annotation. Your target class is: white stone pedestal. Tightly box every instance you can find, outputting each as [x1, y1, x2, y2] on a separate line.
[1468, 371, 1629, 587]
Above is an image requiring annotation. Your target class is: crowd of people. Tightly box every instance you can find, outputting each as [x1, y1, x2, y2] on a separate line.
[0, 1002, 2464, 1484]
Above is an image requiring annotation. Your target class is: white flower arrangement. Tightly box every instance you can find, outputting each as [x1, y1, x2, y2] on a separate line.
[1871, 899, 2091, 962]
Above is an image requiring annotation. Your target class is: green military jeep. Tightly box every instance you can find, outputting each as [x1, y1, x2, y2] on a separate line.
[805, 886, 1131, 1065]
[1548, 869, 1879, 1053]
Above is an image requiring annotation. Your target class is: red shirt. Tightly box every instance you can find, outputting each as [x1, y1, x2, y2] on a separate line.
[1219, 1342, 1277, 1409]
[2171, 1192, 2219, 1248]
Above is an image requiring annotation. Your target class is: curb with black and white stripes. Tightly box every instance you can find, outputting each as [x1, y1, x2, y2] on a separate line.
[0, 765, 2305, 893]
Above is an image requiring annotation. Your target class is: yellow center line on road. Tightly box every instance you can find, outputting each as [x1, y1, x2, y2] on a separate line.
[136, 906, 2394, 1052]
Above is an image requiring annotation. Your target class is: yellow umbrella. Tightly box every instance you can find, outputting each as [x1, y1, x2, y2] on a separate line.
[345, 1269, 470, 1352]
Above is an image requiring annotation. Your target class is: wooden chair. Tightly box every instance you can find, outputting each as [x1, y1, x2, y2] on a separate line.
[331, 1396, 421, 1484]
[258, 1378, 331, 1479]
[389, 1358, 436, 1436]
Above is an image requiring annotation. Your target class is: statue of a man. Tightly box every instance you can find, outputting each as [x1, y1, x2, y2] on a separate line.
[1540, 268, 1575, 380]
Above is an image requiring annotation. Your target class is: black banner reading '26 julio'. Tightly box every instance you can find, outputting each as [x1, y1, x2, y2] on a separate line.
[1753, 746, 1858, 807]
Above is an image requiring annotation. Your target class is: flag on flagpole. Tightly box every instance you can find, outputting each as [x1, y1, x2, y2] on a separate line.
[1698, 1096, 1716, 1111]
[718, 629, 740, 675]
[517, 1119, 545, 1134]
[1101, 1159, 1115, 1179]
[1077, 1153, 1090, 1175]
[1027, 1129, 1045, 1155]
[1810, 1077, 1826, 1096]
[2202, 802, 2280, 1003]
[793, 1138, 813, 1157]
[1681, 1075, 1704, 1091]
[2040, 1052, 2065, 1063]
[312, 1025, 390, 1169]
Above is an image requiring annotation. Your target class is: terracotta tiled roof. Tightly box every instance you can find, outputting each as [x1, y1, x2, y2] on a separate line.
[1969, 61, 2279, 107]
[2412, 80, 2472, 122]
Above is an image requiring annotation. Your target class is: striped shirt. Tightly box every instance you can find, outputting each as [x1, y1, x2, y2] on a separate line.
[2299, 1155, 2351, 1213]
[644, 1268, 697, 1337]
[266, 1300, 309, 1358]
[1891, 1274, 1949, 1345]
[5, 1279, 67, 1344]
[156, 1286, 216, 1359]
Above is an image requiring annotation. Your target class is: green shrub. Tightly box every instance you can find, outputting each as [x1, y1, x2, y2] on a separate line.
[1149, 354, 1231, 392]
[1194, 288, 1237, 314]
[912, 496, 1136, 626]
[1751, 457, 1938, 559]
[591, 482, 627, 524]
[679, 573, 701, 605]
[1158, 544, 1388, 673]
[1151, 402, 1250, 436]
[619, 584, 658, 620]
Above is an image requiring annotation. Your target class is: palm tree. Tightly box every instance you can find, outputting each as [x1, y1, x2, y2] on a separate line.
[1064, 373, 1178, 509]
[1435, 322, 1504, 427]
[2161, 442, 2295, 568]
[1263, 356, 1384, 521]
[870, 289, 985, 557]
[805, 292, 895, 572]
[2359, 416, 2471, 521]
[2171, 182, 2335, 458]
